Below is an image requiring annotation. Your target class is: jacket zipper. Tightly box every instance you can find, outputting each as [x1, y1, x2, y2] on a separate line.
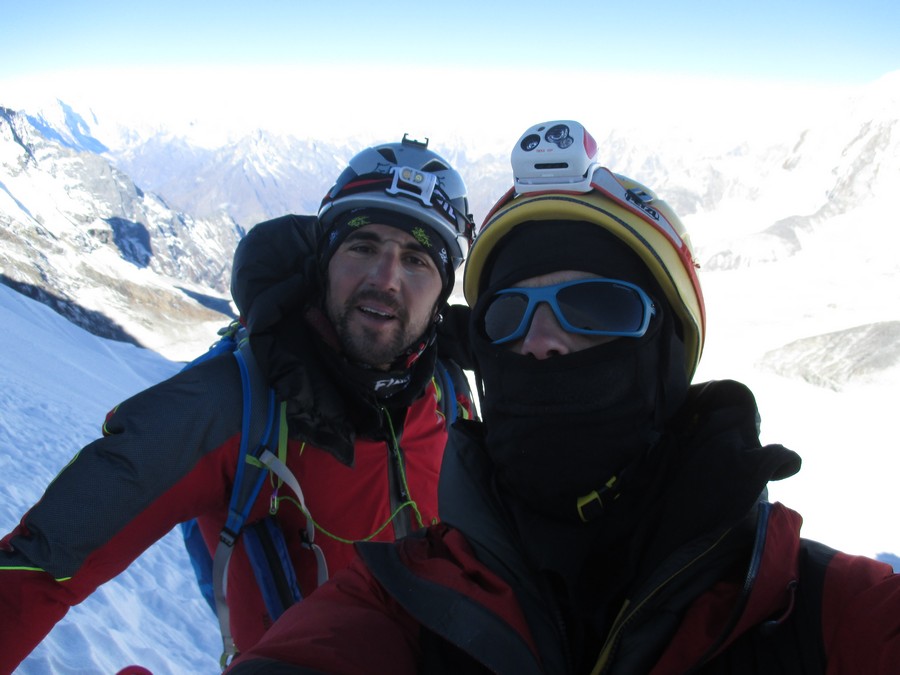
[684, 502, 772, 673]
[590, 526, 736, 675]
[381, 405, 413, 539]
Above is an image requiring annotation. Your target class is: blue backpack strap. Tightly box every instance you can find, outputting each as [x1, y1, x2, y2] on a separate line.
[220, 347, 275, 543]
[183, 321, 243, 369]
[212, 345, 277, 667]
[435, 359, 457, 425]
[212, 341, 330, 666]
[242, 516, 303, 621]
[177, 324, 314, 666]
[434, 357, 475, 424]
[180, 518, 216, 613]
[178, 321, 246, 612]
[178, 325, 327, 667]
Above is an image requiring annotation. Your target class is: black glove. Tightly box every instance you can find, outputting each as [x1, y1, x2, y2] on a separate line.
[436, 303, 475, 371]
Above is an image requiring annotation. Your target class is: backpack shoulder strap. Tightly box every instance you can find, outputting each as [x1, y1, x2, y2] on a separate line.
[178, 323, 321, 666]
[211, 343, 278, 667]
[434, 357, 476, 424]
[753, 538, 834, 672]
[790, 539, 836, 670]
[212, 340, 329, 668]
[702, 537, 835, 673]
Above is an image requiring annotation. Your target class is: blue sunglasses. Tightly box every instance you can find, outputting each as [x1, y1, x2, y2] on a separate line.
[482, 278, 656, 345]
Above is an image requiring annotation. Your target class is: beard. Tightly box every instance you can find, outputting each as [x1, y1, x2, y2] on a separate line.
[329, 288, 425, 368]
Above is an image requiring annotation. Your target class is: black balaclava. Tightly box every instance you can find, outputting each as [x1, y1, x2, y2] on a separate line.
[471, 220, 689, 522]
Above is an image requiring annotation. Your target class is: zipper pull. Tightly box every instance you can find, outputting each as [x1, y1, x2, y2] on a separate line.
[269, 488, 279, 515]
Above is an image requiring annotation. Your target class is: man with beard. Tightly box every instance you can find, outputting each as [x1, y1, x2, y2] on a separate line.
[0, 135, 476, 671]
[224, 121, 900, 674]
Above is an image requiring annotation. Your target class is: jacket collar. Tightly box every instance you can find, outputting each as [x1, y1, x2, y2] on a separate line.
[438, 380, 805, 672]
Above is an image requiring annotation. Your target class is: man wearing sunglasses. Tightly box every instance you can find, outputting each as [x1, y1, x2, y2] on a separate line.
[0, 135, 476, 671]
[226, 121, 899, 674]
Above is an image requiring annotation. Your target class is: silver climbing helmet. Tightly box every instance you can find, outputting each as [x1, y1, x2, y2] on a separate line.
[318, 134, 474, 271]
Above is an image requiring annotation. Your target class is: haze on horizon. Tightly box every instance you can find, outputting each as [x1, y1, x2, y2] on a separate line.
[3, 1, 899, 147]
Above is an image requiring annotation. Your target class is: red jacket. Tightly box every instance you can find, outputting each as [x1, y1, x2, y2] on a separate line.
[0, 215, 471, 672]
[0, 350, 459, 671]
[228, 383, 900, 674]
[228, 515, 900, 674]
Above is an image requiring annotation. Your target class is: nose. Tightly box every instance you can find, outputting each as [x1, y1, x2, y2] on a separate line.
[514, 303, 571, 359]
[366, 248, 402, 291]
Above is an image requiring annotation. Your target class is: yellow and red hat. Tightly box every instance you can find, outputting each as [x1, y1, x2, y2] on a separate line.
[464, 120, 706, 379]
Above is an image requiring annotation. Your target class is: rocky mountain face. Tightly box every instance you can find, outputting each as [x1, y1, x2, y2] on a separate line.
[1, 75, 899, 380]
[0, 106, 243, 360]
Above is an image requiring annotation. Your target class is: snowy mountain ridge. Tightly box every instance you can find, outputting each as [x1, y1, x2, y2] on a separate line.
[2, 74, 900, 373]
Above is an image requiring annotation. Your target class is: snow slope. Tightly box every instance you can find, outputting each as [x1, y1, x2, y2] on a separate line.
[0, 284, 220, 674]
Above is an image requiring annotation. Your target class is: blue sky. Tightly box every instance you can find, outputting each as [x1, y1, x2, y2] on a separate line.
[2, 1, 899, 146]
[4, 0, 899, 83]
